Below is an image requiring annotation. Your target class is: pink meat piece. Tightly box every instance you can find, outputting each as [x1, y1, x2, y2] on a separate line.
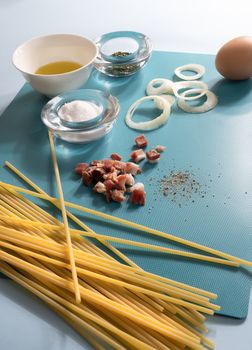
[155, 145, 166, 153]
[130, 149, 146, 163]
[110, 189, 126, 203]
[125, 173, 135, 187]
[91, 160, 104, 167]
[111, 153, 122, 161]
[93, 181, 106, 194]
[103, 159, 115, 172]
[82, 169, 93, 186]
[130, 183, 146, 205]
[113, 160, 127, 173]
[92, 168, 106, 182]
[103, 170, 118, 182]
[146, 149, 161, 164]
[126, 162, 141, 175]
[104, 179, 117, 191]
[75, 163, 89, 175]
[115, 174, 127, 191]
[135, 134, 148, 148]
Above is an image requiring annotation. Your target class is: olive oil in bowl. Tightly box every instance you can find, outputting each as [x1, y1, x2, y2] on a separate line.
[35, 61, 83, 75]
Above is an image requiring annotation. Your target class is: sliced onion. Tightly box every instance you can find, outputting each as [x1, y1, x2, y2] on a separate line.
[146, 78, 173, 96]
[172, 81, 208, 101]
[178, 90, 218, 113]
[154, 94, 176, 109]
[174, 64, 205, 81]
[125, 95, 171, 131]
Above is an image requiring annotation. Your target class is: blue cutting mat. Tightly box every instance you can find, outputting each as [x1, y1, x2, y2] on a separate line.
[0, 50, 251, 319]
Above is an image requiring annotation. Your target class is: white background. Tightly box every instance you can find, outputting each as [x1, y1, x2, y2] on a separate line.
[0, 0, 251, 349]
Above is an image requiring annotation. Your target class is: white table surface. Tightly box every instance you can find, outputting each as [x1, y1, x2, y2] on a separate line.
[0, 0, 251, 349]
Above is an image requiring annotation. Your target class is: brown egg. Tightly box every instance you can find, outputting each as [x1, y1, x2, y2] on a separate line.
[215, 36, 252, 80]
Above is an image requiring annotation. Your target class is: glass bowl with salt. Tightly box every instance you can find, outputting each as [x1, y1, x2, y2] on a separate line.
[41, 89, 120, 143]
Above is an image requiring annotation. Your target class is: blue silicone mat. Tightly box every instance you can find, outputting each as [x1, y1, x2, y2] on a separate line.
[0, 50, 252, 321]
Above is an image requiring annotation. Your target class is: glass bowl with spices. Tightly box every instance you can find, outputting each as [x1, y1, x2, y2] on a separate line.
[93, 31, 152, 77]
[41, 89, 120, 143]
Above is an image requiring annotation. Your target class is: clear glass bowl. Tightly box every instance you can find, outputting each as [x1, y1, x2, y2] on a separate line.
[93, 31, 152, 77]
[41, 89, 120, 143]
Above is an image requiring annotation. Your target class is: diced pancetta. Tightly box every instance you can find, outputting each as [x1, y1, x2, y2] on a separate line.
[126, 162, 141, 175]
[91, 160, 104, 167]
[75, 163, 89, 175]
[135, 134, 148, 148]
[92, 168, 106, 182]
[111, 153, 122, 161]
[93, 181, 106, 194]
[115, 174, 127, 191]
[130, 149, 146, 163]
[82, 170, 93, 186]
[125, 173, 135, 187]
[146, 149, 161, 164]
[110, 189, 126, 203]
[103, 170, 118, 182]
[104, 179, 116, 191]
[155, 145, 166, 153]
[130, 183, 146, 205]
[103, 159, 115, 172]
[114, 160, 127, 173]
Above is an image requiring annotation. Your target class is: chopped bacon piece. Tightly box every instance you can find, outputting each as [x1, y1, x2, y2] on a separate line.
[135, 134, 148, 148]
[91, 160, 104, 167]
[110, 189, 126, 203]
[111, 153, 122, 161]
[92, 168, 106, 182]
[146, 149, 161, 164]
[115, 174, 127, 191]
[126, 162, 141, 175]
[82, 170, 93, 186]
[114, 160, 127, 173]
[130, 183, 146, 205]
[130, 149, 146, 163]
[104, 179, 116, 191]
[103, 170, 118, 182]
[103, 159, 115, 172]
[93, 181, 106, 194]
[75, 163, 89, 175]
[155, 145, 166, 153]
[125, 173, 135, 187]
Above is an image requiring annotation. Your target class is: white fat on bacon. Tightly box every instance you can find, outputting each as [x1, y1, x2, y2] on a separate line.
[125, 173, 135, 187]
[129, 183, 146, 205]
[130, 149, 146, 163]
[93, 182, 106, 194]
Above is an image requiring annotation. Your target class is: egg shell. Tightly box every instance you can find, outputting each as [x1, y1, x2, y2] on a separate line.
[215, 36, 252, 80]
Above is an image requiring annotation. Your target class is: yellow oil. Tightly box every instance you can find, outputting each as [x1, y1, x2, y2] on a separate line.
[35, 61, 83, 75]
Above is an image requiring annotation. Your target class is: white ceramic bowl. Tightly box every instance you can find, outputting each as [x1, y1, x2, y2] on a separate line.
[12, 34, 98, 97]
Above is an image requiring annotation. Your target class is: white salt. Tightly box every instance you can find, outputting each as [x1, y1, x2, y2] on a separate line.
[58, 100, 102, 123]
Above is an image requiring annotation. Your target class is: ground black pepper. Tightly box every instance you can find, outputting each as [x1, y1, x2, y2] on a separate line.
[159, 170, 203, 201]
[148, 169, 207, 208]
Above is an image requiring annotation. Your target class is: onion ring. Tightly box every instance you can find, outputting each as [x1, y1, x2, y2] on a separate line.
[172, 81, 208, 101]
[178, 90, 218, 113]
[174, 64, 205, 81]
[146, 78, 173, 96]
[125, 95, 171, 131]
[154, 94, 176, 109]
